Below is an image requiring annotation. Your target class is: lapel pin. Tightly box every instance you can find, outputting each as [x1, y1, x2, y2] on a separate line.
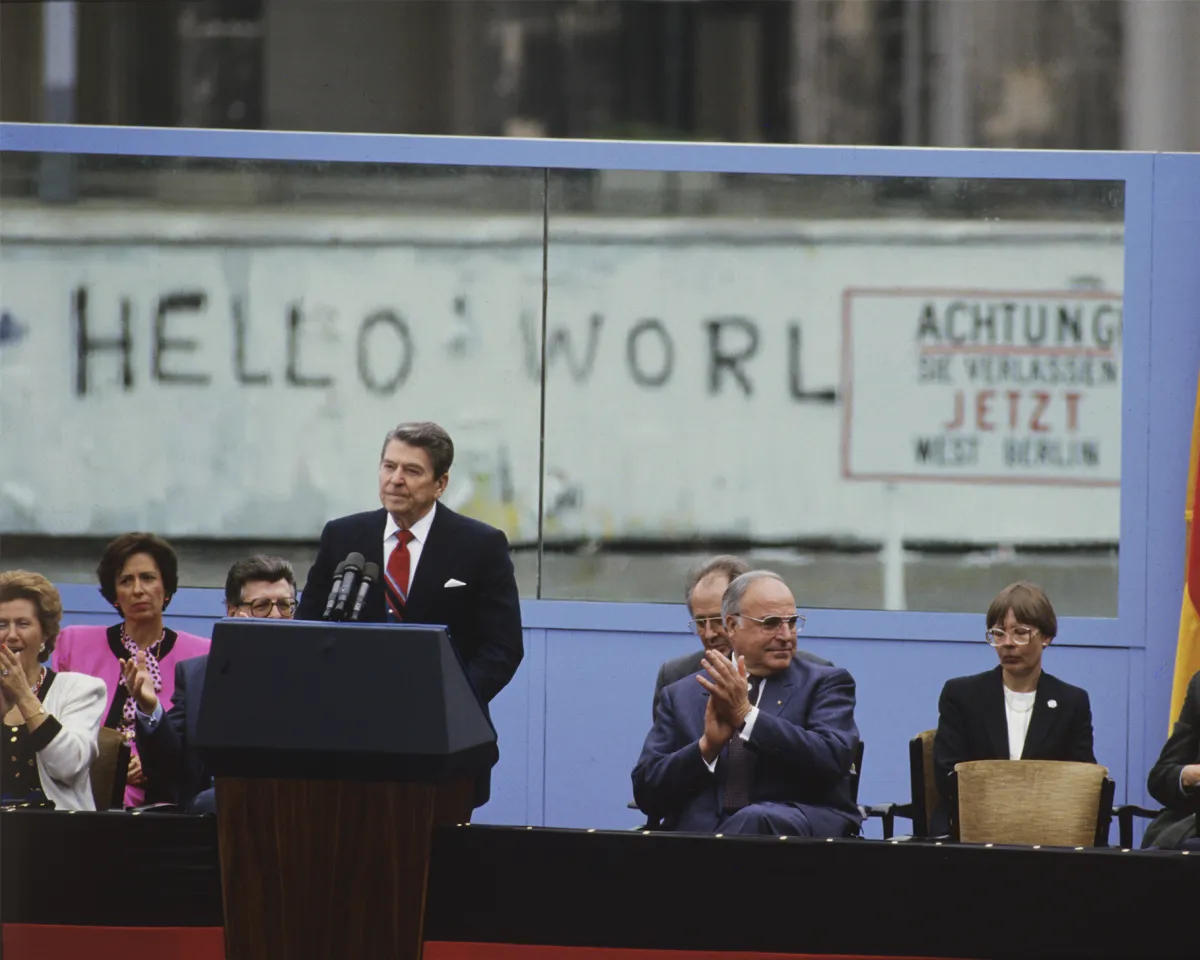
[777, 700, 782, 705]
[1047, 699, 1057, 709]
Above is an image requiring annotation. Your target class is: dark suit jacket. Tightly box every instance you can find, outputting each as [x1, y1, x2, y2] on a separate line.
[632, 657, 862, 837]
[651, 647, 833, 721]
[135, 655, 213, 814]
[1143, 670, 1200, 849]
[296, 504, 524, 705]
[933, 666, 1096, 787]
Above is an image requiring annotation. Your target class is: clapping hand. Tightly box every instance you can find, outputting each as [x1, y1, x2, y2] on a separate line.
[698, 649, 752, 728]
[699, 690, 734, 764]
[0, 645, 31, 712]
[119, 652, 158, 714]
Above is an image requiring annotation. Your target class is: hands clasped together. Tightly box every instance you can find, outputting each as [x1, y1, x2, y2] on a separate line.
[696, 649, 754, 765]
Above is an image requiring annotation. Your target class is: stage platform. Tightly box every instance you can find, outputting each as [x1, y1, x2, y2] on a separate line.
[2, 810, 1194, 959]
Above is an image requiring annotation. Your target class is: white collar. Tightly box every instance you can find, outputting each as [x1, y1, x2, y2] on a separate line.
[384, 500, 438, 545]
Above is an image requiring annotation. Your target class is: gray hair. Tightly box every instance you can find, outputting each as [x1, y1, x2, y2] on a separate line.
[380, 421, 455, 478]
[721, 569, 787, 620]
[684, 555, 750, 610]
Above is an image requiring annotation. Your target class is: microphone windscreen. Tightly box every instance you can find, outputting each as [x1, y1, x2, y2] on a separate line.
[362, 562, 380, 581]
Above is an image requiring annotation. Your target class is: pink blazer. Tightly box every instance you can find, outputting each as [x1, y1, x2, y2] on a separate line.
[53, 623, 211, 808]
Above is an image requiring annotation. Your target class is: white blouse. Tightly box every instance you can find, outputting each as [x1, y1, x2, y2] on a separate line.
[1003, 687, 1037, 760]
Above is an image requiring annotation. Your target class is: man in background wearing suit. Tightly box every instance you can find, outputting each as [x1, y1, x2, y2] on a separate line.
[296, 421, 523, 708]
[633, 570, 861, 837]
[1143, 668, 1200, 850]
[651, 556, 832, 719]
[652, 556, 748, 719]
[125, 555, 297, 813]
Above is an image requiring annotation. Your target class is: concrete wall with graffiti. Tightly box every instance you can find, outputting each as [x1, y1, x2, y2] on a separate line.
[0, 207, 1122, 546]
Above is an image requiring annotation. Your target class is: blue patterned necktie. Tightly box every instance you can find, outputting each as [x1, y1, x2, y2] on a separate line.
[722, 675, 764, 812]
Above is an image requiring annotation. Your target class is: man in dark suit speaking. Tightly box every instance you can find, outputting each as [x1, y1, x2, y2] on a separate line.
[296, 421, 524, 707]
[633, 570, 861, 837]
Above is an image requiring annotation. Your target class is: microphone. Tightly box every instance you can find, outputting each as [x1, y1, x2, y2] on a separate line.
[348, 562, 379, 622]
[321, 561, 348, 620]
[331, 552, 364, 620]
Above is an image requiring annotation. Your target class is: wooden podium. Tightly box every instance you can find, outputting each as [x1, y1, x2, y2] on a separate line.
[193, 619, 498, 960]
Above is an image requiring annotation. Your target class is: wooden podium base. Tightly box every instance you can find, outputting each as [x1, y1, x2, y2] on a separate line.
[215, 776, 474, 960]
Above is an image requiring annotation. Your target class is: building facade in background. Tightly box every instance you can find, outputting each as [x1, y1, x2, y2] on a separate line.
[2, 0, 1198, 151]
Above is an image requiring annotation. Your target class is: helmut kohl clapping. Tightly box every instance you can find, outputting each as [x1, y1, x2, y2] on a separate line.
[632, 570, 861, 837]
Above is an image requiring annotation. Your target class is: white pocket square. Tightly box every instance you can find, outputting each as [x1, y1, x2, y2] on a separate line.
[444, 578, 467, 588]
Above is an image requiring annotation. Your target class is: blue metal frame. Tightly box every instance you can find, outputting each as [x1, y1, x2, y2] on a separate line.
[6, 123, 1198, 822]
[0, 123, 1155, 179]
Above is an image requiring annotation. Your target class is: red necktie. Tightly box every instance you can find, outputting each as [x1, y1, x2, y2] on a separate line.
[384, 529, 415, 622]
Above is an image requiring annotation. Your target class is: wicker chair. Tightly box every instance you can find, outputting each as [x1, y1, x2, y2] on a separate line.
[952, 759, 1113, 847]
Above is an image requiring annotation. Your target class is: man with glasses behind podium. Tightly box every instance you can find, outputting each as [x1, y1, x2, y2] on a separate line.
[933, 581, 1096, 833]
[123, 556, 297, 812]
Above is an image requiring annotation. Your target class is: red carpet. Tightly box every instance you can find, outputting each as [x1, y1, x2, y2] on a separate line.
[2, 925, 953, 960]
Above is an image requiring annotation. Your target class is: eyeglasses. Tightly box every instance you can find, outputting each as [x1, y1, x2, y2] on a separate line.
[237, 598, 298, 618]
[686, 616, 723, 632]
[736, 613, 806, 633]
[985, 626, 1036, 646]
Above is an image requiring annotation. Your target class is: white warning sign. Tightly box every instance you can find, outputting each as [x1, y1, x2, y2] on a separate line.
[841, 288, 1121, 487]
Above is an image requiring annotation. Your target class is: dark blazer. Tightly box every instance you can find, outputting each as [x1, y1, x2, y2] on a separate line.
[1143, 670, 1200, 849]
[296, 504, 524, 706]
[652, 647, 833, 721]
[632, 657, 862, 837]
[933, 666, 1096, 787]
[135, 655, 213, 814]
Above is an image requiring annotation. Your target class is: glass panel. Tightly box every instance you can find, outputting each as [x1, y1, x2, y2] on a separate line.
[540, 171, 1123, 615]
[0, 154, 546, 595]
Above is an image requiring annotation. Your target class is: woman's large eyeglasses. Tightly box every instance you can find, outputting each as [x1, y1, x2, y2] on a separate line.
[985, 625, 1036, 646]
[236, 598, 299, 618]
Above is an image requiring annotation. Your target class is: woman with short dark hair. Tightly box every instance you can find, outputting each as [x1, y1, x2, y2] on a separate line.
[933, 582, 1097, 821]
[52, 533, 209, 807]
[0, 570, 107, 810]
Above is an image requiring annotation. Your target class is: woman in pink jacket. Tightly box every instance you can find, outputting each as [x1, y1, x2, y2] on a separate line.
[53, 533, 209, 808]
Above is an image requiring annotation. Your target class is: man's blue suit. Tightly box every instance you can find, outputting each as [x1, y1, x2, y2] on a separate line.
[135, 655, 214, 814]
[632, 657, 862, 837]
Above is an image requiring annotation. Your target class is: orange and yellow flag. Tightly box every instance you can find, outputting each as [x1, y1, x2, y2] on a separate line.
[1171, 374, 1200, 726]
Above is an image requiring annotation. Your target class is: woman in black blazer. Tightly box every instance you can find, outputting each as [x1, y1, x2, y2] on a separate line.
[933, 582, 1096, 809]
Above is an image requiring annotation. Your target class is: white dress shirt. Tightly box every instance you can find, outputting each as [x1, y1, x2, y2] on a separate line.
[384, 501, 437, 593]
[702, 673, 768, 773]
